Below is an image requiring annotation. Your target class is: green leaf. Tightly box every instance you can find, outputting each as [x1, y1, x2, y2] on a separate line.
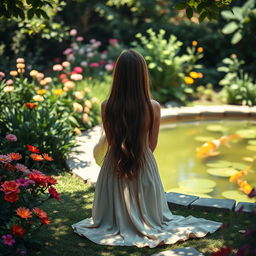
[222, 21, 239, 34]
[174, 2, 187, 10]
[207, 168, 238, 177]
[199, 11, 207, 23]
[186, 7, 193, 19]
[27, 9, 34, 19]
[231, 30, 243, 44]
[221, 10, 235, 20]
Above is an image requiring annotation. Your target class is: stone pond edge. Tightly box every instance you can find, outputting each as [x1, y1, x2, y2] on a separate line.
[66, 105, 256, 214]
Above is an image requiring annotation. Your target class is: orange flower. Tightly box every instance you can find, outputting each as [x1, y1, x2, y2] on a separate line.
[184, 76, 194, 85]
[4, 193, 19, 203]
[12, 225, 25, 236]
[16, 207, 32, 219]
[197, 47, 204, 53]
[42, 153, 53, 161]
[27, 145, 40, 153]
[30, 154, 44, 161]
[9, 153, 22, 161]
[192, 40, 198, 46]
[41, 217, 51, 225]
[24, 102, 37, 109]
[189, 71, 198, 79]
[197, 72, 203, 78]
[33, 207, 48, 219]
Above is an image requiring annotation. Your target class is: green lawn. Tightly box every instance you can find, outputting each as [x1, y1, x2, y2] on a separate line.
[33, 172, 255, 256]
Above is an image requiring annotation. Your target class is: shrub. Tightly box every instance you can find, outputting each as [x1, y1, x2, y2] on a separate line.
[218, 55, 256, 106]
[131, 28, 204, 103]
[0, 134, 61, 255]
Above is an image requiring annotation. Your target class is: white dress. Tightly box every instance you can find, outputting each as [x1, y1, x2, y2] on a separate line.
[72, 146, 222, 248]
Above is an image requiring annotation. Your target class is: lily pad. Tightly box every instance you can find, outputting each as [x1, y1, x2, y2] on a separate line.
[248, 140, 256, 145]
[246, 145, 256, 151]
[236, 129, 256, 139]
[167, 188, 212, 197]
[206, 160, 232, 168]
[207, 168, 238, 177]
[206, 125, 228, 132]
[222, 190, 256, 203]
[231, 162, 248, 170]
[179, 178, 216, 190]
[195, 136, 215, 142]
[242, 157, 255, 162]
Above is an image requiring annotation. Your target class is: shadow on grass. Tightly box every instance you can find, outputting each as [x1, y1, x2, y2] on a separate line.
[31, 184, 256, 256]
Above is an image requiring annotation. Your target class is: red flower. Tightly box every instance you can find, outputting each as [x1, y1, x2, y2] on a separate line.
[8, 153, 22, 161]
[59, 73, 67, 79]
[48, 187, 61, 200]
[3, 163, 15, 172]
[28, 171, 48, 186]
[40, 217, 51, 225]
[27, 145, 40, 153]
[12, 225, 25, 237]
[33, 207, 48, 219]
[16, 207, 32, 219]
[24, 102, 37, 109]
[30, 153, 44, 161]
[46, 176, 57, 185]
[4, 193, 19, 203]
[42, 153, 53, 161]
[211, 247, 232, 256]
[1, 181, 20, 194]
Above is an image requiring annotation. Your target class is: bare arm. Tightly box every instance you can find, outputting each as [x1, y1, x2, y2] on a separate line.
[149, 101, 161, 152]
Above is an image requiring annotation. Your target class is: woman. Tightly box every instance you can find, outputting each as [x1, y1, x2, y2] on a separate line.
[72, 49, 222, 248]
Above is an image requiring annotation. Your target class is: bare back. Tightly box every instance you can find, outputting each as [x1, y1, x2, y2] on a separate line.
[101, 99, 161, 152]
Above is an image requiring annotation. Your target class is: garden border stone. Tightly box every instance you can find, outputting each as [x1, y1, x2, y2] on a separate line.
[66, 105, 256, 212]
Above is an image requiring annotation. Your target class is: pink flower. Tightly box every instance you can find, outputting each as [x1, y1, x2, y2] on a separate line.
[67, 54, 75, 62]
[15, 163, 30, 174]
[90, 62, 99, 68]
[6, 79, 13, 85]
[0, 71, 5, 78]
[73, 67, 83, 73]
[70, 73, 83, 81]
[105, 63, 114, 71]
[70, 29, 77, 36]
[76, 36, 84, 42]
[109, 38, 119, 46]
[53, 64, 63, 72]
[5, 134, 17, 142]
[63, 48, 73, 55]
[0, 154, 11, 163]
[80, 61, 88, 67]
[16, 177, 35, 187]
[100, 60, 106, 66]
[90, 38, 96, 44]
[1, 234, 15, 246]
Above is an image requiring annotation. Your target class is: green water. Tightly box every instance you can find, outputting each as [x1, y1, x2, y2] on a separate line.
[154, 120, 256, 203]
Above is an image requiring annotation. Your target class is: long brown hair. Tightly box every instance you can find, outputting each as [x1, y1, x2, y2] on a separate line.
[104, 49, 154, 180]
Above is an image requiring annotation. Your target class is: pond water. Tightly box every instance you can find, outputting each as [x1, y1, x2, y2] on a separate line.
[155, 120, 256, 203]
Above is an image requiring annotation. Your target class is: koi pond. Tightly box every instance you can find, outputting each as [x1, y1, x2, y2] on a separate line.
[155, 120, 256, 203]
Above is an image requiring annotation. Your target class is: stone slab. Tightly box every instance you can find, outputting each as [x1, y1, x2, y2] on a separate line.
[235, 202, 256, 213]
[151, 247, 205, 256]
[166, 192, 198, 208]
[190, 198, 236, 212]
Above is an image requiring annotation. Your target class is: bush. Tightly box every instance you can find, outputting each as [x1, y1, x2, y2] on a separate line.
[131, 28, 204, 103]
[0, 134, 61, 255]
[218, 55, 256, 106]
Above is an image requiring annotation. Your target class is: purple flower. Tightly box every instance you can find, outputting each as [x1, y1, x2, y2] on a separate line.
[1, 234, 15, 246]
[16, 248, 27, 255]
[16, 177, 35, 187]
[248, 188, 256, 198]
[15, 163, 30, 174]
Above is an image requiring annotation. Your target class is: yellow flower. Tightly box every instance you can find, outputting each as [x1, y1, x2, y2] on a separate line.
[74, 91, 84, 100]
[36, 73, 44, 80]
[189, 71, 198, 79]
[30, 70, 38, 77]
[44, 77, 52, 83]
[192, 41, 198, 46]
[10, 70, 18, 77]
[83, 107, 90, 113]
[17, 69, 25, 74]
[197, 47, 204, 53]
[37, 89, 47, 95]
[3, 86, 14, 92]
[62, 61, 70, 68]
[82, 113, 89, 123]
[84, 100, 92, 109]
[16, 58, 25, 63]
[39, 80, 47, 86]
[73, 127, 82, 136]
[184, 76, 194, 85]
[53, 89, 63, 96]
[16, 63, 25, 69]
[64, 81, 75, 89]
[33, 95, 44, 102]
[91, 97, 99, 104]
[73, 102, 83, 113]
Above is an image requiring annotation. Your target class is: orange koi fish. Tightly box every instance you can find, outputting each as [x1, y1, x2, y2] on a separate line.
[196, 134, 240, 158]
[229, 165, 252, 183]
[237, 179, 253, 195]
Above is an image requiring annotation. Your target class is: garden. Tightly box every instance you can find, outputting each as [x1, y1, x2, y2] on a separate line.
[0, 0, 256, 255]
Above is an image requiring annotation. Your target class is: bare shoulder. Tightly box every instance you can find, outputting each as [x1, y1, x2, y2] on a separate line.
[150, 99, 161, 116]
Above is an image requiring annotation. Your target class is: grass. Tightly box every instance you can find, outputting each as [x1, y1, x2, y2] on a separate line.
[32, 172, 256, 256]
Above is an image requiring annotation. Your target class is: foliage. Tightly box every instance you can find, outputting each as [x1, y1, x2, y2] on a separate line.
[218, 55, 256, 106]
[0, 135, 61, 255]
[131, 29, 204, 103]
[221, 0, 256, 44]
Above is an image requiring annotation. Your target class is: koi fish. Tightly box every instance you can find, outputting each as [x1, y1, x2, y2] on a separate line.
[229, 165, 252, 183]
[237, 179, 253, 195]
[196, 134, 240, 158]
